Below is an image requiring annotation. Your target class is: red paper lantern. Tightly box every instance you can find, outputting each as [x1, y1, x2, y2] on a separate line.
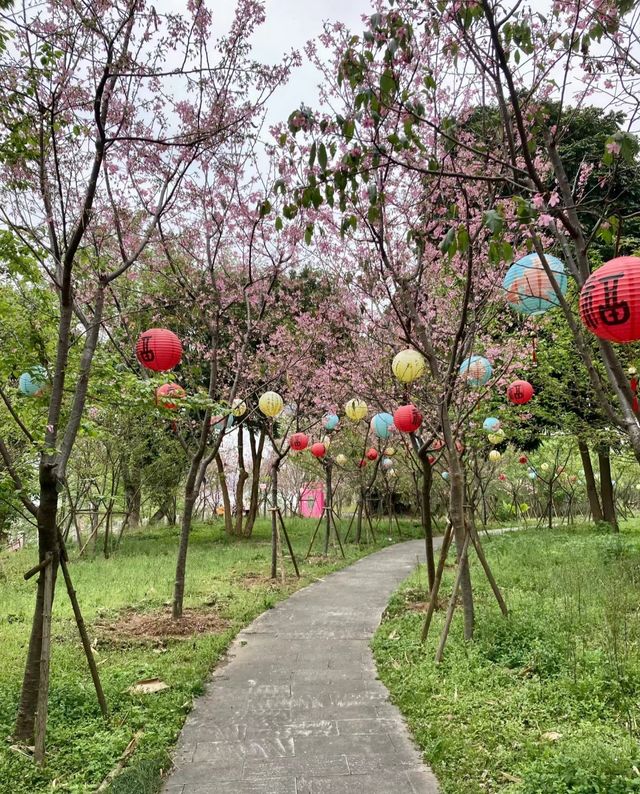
[507, 380, 534, 405]
[358, 458, 368, 468]
[136, 328, 183, 372]
[428, 455, 436, 465]
[579, 256, 640, 342]
[310, 442, 326, 458]
[455, 440, 464, 454]
[366, 447, 378, 461]
[432, 439, 444, 451]
[519, 454, 528, 464]
[498, 473, 507, 481]
[156, 383, 186, 410]
[393, 404, 423, 433]
[290, 432, 309, 451]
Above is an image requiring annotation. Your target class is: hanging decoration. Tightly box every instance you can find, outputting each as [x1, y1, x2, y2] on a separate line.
[232, 398, 247, 417]
[488, 450, 501, 463]
[384, 446, 396, 456]
[345, 398, 368, 421]
[503, 253, 567, 315]
[136, 328, 182, 372]
[335, 453, 347, 466]
[370, 412, 395, 439]
[358, 458, 368, 468]
[387, 468, 397, 478]
[441, 471, 449, 480]
[18, 366, 48, 397]
[579, 256, 640, 342]
[289, 432, 309, 451]
[432, 439, 444, 451]
[391, 348, 426, 383]
[488, 429, 506, 445]
[155, 383, 186, 410]
[393, 404, 423, 433]
[528, 469, 537, 480]
[507, 379, 534, 405]
[322, 435, 332, 448]
[498, 473, 507, 481]
[459, 355, 493, 387]
[323, 413, 340, 431]
[366, 447, 379, 461]
[519, 454, 528, 464]
[381, 457, 393, 471]
[483, 417, 501, 433]
[210, 414, 233, 432]
[310, 442, 327, 458]
[258, 391, 284, 417]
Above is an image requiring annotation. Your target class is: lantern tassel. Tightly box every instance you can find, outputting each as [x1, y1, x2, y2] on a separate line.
[631, 376, 638, 414]
[532, 334, 537, 363]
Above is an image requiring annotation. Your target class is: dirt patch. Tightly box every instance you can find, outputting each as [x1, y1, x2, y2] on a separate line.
[235, 571, 298, 590]
[94, 607, 230, 646]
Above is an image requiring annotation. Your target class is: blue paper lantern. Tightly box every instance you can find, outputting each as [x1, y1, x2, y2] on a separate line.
[503, 253, 567, 315]
[323, 413, 339, 431]
[459, 356, 493, 387]
[528, 469, 537, 480]
[370, 412, 395, 440]
[441, 471, 449, 481]
[18, 366, 47, 397]
[483, 417, 501, 433]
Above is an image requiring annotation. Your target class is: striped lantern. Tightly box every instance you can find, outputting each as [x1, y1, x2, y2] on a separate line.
[136, 328, 183, 372]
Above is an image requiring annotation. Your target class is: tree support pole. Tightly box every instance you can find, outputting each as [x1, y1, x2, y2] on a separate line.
[468, 525, 508, 617]
[421, 521, 453, 643]
[34, 554, 53, 765]
[435, 532, 471, 664]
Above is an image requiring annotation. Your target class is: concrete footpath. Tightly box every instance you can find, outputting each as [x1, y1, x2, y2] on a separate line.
[162, 539, 440, 794]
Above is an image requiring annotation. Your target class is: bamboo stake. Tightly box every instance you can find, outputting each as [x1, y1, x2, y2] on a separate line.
[421, 521, 453, 642]
[34, 554, 53, 765]
[468, 525, 508, 617]
[435, 532, 471, 664]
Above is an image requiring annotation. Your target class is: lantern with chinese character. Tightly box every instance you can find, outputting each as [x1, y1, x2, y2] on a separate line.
[393, 404, 423, 433]
[259, 391, 284, 417]
[483, 417, 501, 433]
[507, 380, 534, 405]
[136, 328, 183, 372]
[366, 447, 378, 461]
[324, 413, 339, 431]
[579, 256, 640, 342]
[503, 253, 567, 315]
[370, 412, 395, 439]
[156, 383, 186, 410]
[392, 349, 426, 383]
[459, 355, 493, 387]
[311, 442, 326, 458]
[489, 450, 501, 463]
[289, 432, 309, 451]
[18, 366, 48, 397]
[345, 398, 367, 421]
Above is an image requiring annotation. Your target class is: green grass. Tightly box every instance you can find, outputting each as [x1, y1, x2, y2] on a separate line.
[0, 515, 422, 793]
[372, 522, 640, 793]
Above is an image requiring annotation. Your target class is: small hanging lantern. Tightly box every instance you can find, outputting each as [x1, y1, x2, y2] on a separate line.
[498, 473, 507, 481]
[441, 471, 449, 481]
[393, 404, 423, 433]
[459, 355, 493, 387]
[258, 391, 284, 417]
[335, 453, 347, 466]
[503, 253, 567, 315]
[381, 457, 393, 471]
[322, 435, 332, 448]
[579, 256, 640, 342]
[289, 432, 309, 451]
[391, 348, 426, 383]
[232, 398, 247, 417]
[136, 328, 183, 372]
[507, 380, 534, 405]
[488, 429, 506, 445]
[483, 417, 501, 432]
[528, 469, 537, 480]
[384, 446, 396, 457]
[18, 366, 48, 397]
[345, 398, 368, 421]
[155, 383, 186, 410]
[370, 412, 395, 439]
[488, 450, 501, 463]
[323, 413, 340, 431]
[310, 442, 327, 458]
[366, 447, 378, 461]
[519, 454, 528, 464]
[358, 458, 368, 468]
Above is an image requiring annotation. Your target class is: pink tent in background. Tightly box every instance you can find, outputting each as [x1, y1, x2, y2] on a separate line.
[299, 482, 324, 518]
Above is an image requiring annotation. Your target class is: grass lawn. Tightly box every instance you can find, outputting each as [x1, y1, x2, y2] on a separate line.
[372, 523, 640, 793]
[0, 515, 422, 793]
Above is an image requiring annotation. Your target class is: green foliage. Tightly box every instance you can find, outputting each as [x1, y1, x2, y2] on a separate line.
[373, 525, 640, 793]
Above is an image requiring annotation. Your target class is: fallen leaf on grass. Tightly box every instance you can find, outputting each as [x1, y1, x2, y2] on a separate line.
[541, 730, 562, 741]
[128, 678, 170, 695]
[387, 629, 399, 640]
[500, 771, 523, 783]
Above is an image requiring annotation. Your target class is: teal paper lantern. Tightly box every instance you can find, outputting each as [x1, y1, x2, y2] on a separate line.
[370, 412, 395, 439]
[528, 469, 537, 480]
[483, 417, 501, 433]
[323, 413, 339, 431]
[503, 253, 567, 315]
[441, 471, 449, 481]
[459, 356, 493, 387]
[19, 366, 47, 397]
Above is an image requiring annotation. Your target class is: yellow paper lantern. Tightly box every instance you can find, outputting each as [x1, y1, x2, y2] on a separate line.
[322, 435, 331, 448]
[335, 453, 347, 466]
[345, 398, 367, 421]
[488, 430, 505, 445]
[392, 349, 426, 383]
[489, 450, 501, 463]
[232, 398, 247, 417]
[258, 391, 283, 418]
[384, 446, 396, 457]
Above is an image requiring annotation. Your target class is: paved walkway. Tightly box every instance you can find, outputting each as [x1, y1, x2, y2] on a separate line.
[162, 540, 439, 794]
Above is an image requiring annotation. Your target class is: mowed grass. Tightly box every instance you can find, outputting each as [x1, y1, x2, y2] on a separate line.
[0, 515, 422, 793]
[372, 522, 640, 794]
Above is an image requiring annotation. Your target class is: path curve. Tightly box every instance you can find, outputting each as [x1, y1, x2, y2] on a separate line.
[162, 539, 439, 794]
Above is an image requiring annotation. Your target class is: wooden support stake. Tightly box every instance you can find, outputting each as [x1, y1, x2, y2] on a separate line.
[421, 521, 453, 642]
[278, 510, 300, 578]
[34, 554, 53, 765]
[435, 532, 471, 664]
[468, 525, 508, 617]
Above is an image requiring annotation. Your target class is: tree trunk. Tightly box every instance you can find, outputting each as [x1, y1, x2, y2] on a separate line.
[215, 453, 233, 535]
[233, 428, 249, 536]
[172, 491, 197, 619]
[123, 464, 141, 529]
[270, 464, 279, 579]
[578, 439, 602, 522]
[244, 428, 265, 538]
[598, 445, 618, 531]
[14, 467, 60, 742]
[354, 489, 364, 543]
[324, 463, 332, 555]
[420, 453, 436, 592]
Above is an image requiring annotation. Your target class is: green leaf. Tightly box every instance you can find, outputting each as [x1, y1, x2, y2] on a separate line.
[483, 209, 504, 235]
[275, 216, 283, 231]
[308, 142, 316, 168]
[318, 142, 328, 171]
